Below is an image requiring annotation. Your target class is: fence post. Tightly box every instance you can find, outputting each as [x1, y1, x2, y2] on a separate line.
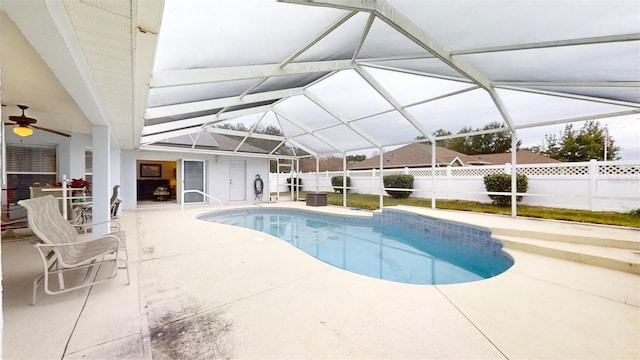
[589, 159, 597, 211]
[404, 167, 409, 175]
[446, 165, 452, 199]
[504, 163, 511, 174]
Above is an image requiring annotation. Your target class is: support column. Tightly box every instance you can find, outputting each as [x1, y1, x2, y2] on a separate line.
[511, 131, 518, 217]
[379, 147, 384, 209]
[431, 141, 436, 209]
[92, 125, 110, 236]
[342, 155, 347, 207]
[315, 157, 319, 192]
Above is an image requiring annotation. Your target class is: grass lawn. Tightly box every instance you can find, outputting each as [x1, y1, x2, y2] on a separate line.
[276, 191, 640, 228]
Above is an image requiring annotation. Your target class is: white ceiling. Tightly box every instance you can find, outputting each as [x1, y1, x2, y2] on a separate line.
[1, 0, 638, 157]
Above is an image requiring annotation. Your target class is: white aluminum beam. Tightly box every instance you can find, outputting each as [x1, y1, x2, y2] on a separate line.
[150, 60, 355, 88]
[282, 0, 519, 131]
[206, 127, 286, 142]
[352, 13, 375, 61]
[142, 104, 272, 135]
[432, 127, 510, 141]
[494, 85, 640, 109]
[133, 0, 164, 148]
[282, 0, 494, 90]
[141, 127, 206, 145]
[403, 86, 480, 109]
[281, 11, 358, 67]
[494, 81, 640, 88]
[273, 109, 344, 153]
[514, 109, 640, 130]
[304, 90, 382, 148]
[144, 87, 305, 119]
[357, 62, 473, 84]
[356, 65, 436, 142]
[286, 138, 320, 158]
[139, 144, 300, 160]
[452, 33, 640, 55]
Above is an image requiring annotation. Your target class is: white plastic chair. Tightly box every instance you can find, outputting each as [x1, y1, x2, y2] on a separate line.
[18, 195, 129, 304]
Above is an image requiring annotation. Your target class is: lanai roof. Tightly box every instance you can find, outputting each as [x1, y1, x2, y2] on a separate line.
[141, 0, 639, 159]
[2, 1, 638, 158]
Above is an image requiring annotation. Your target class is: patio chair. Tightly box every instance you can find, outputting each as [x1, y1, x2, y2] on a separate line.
[73, 184, 123, 224]
[18, 195, 129, 304]
[110, 185, 122, 219]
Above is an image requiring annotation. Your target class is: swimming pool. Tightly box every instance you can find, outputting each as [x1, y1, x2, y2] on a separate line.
[199, 208, 513, 285]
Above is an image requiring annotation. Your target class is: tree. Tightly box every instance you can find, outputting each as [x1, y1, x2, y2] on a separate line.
[537, 121, 620, 161]
[446, 122, 521, 155]
[346, 154, 367, 162]
[432, 128, 453, 148]
[415, 129, 454, 148]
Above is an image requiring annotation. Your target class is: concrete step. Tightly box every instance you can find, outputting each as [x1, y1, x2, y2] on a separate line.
[492, 227, 640, 251]
[496, 235, 640, 275]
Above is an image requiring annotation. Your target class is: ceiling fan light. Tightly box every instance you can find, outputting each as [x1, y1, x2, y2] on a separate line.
[13, 126, 33, 137]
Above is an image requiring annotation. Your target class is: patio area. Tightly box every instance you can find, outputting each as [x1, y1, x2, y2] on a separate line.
[2, 203, 639, 359]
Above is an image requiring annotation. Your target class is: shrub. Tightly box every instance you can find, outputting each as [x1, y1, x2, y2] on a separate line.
[629, 209, 640, 218]
[286, 177, 302, 191]
[331, 176, 351, 193]
[483, 173, 528, 206]
[383, 174, 414, 199]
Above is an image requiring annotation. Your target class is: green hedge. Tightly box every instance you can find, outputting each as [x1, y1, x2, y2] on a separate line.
[483, 173, 528, 206]
[331, 176, 351, 193]
[383, 174, 414, 199]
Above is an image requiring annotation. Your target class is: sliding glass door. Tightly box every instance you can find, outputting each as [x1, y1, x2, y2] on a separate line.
[181, 160, 205, 203]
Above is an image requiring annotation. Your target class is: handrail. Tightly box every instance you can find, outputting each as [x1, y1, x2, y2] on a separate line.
[181, 189, 223, 213]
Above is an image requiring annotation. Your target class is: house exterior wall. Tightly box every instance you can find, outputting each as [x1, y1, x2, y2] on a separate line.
[3, 129, 92, 183]
[120, 150, 270, 210]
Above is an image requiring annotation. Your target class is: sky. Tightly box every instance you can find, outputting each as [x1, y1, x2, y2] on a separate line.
[516, 114, 640, 161]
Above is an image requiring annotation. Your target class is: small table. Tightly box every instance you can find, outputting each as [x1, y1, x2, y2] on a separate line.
[153, 190, 170, 201]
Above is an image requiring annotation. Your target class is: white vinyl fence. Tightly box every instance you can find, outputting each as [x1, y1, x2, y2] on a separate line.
[270, 159, 640, 212]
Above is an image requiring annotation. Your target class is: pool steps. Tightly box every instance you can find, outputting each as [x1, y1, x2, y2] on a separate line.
[492, 231, 640, 275]
[388, 205, 639, 276]
[491, 228, 640, 250]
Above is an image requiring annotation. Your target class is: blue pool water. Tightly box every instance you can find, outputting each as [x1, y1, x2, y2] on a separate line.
[199, 208, 513, 285]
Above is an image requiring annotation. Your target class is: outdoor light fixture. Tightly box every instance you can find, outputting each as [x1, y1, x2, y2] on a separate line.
[13, 126, 33, 137]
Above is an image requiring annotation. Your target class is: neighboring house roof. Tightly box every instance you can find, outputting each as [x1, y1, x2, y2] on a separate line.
[466, 150, 561, 165]
[348, 143, 468, 170]
[349, 145, 561, 170]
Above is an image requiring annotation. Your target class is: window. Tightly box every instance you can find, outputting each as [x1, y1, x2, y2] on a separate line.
[5, 144, 57, 203]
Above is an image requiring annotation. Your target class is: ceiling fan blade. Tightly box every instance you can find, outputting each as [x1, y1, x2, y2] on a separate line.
[31, 125, 72, 138]
[4, 122, 18, 126]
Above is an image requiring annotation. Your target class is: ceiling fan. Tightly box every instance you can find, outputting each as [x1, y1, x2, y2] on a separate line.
[4, 105, 71, 138]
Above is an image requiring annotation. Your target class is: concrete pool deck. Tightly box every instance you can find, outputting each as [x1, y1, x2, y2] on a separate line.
[2, 202, 639, 359]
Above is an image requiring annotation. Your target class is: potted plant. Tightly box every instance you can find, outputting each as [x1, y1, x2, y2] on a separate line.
[69, 178, 91, 200]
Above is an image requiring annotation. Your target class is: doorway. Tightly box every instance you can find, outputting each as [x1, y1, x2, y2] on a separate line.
[182, 160, 205, 203]
[229, 160, 246, 201]
[136, 160, 178, 206]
